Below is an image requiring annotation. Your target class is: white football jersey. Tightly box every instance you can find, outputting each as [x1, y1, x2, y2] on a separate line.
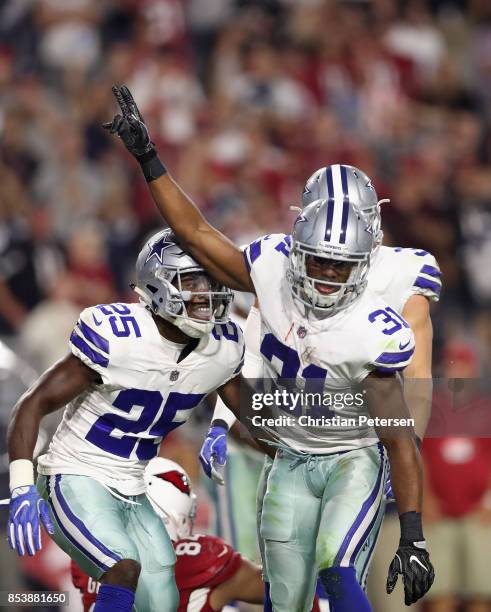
[213, 243, 441, 436]
[242, 234, 416, 454]
[369, 245, 441, 311]
[37, 303, 244, 495]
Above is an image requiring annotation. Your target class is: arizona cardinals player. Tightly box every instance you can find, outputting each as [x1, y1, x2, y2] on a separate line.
[72, 458, 267, 612]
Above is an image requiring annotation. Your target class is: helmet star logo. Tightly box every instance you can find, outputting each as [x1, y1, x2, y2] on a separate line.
[295, 213, 308, 226]
[303, 185, 312, 196]
[366, 179, 374, 190]
[364, 224, 374, 235]
[145, 237, 176, 265]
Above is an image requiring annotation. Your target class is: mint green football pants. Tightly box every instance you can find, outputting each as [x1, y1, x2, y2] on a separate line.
[37, 474, 178, 612]
[258, 443, 387, 612]
[205, 442, 265, 563]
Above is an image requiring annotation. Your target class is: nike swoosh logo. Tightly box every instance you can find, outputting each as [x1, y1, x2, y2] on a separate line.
[409, 555, 429, 572]
[395, 553, 402, 571]
[92, 314, 103, 326]
[399, 340, 411, 350]
[13, 500, 30, 519]
[217, 545, 228, 558]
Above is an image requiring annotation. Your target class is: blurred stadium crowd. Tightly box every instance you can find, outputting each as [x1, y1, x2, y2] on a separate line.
[1, 0, 491, 610]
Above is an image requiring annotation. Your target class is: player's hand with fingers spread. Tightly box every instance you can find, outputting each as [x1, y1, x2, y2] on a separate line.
[387, 541, 435, 605]
[8, 485, 54, 557]
[200, 420, 228, 486]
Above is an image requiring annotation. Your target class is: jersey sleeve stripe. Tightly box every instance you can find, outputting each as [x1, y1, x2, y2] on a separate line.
[249, 239, 262, 264]
[420, 264, 441, 278]
[70, 331, 109, 368]
[78, 320, 109, 354]
[374, 348, 414, 365]
[233, 359, 244, 375]
[233, 344, 246, 374]
[243, 238, 264, 272]
[413, 275, 441, 296]
[375, 363, 411, 373]
[243, 249, 251, 272]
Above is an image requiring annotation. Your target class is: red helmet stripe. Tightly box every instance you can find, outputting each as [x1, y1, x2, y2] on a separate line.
[155, 470, 191, 495]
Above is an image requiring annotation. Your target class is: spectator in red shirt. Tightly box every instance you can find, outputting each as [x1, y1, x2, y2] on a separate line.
[423, 342, 491, 612]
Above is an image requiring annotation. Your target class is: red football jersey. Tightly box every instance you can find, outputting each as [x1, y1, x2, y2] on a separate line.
[71, 534, 242, 612]
[71, 560, 100, 612]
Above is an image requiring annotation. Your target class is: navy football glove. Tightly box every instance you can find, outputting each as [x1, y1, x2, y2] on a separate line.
[8, 485, 54, 556]
[199, 423, 228, 486]
[387, 542, 435, 606]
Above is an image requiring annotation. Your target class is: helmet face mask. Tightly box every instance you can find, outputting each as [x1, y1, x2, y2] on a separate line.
[302, 165, 384, 247]
[135, 229, 233, 338]
[160, 496, 197, 541]
[287, 197, 375, 316]
[288, 240, 371, 314]
[161, 268, 233, 330]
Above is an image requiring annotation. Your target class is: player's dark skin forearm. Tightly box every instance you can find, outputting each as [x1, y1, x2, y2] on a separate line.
[8, 354, 97, 461]
[210, 558, 264, 608]
[364, 371, 423, 514]
[402, 295, 434, 439]
[148, 174, 253, 292]
[381, 436, 422, 514]
[105, 86, 252, 291]
[217, 375, 275, 459]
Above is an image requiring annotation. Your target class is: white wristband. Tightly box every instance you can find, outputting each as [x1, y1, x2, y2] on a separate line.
[9, 459, 35, 492]
[213, 397, 237, 430]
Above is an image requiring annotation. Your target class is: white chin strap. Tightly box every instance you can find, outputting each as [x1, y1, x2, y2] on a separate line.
[174, 316, 214, 338]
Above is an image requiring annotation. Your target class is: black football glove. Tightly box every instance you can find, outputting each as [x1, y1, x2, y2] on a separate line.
[103, 85, 154, 157]
[386, 542, 435, 606]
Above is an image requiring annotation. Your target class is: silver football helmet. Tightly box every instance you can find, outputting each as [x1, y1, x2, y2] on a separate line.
[287, 198, 375, 314]
[302, 165, 386, 246]
[134, 229, 233, 338]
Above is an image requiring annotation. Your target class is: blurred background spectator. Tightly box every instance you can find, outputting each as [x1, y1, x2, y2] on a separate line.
[423, 342, 491, 612]
[1, 0, 491, 609]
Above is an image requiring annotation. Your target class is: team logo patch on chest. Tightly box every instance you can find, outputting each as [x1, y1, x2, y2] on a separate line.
[169, 370, 180, 382]
[297, 326, 308, 338]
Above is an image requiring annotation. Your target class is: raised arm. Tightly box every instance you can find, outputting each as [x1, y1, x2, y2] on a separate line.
[103, 86, 253, 292]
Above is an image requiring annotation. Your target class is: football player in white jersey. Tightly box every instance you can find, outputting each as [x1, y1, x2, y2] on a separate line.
[205, 164, 441, 609]
[301, 165, 439, 444]
[104, 86, 435, 611]
[6, 229, 245, 612]
[302, 163, 440, 578]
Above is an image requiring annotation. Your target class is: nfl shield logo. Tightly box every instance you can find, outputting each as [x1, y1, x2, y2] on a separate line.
[297, 326, 307, 338]
[170, 370, 180, 382]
